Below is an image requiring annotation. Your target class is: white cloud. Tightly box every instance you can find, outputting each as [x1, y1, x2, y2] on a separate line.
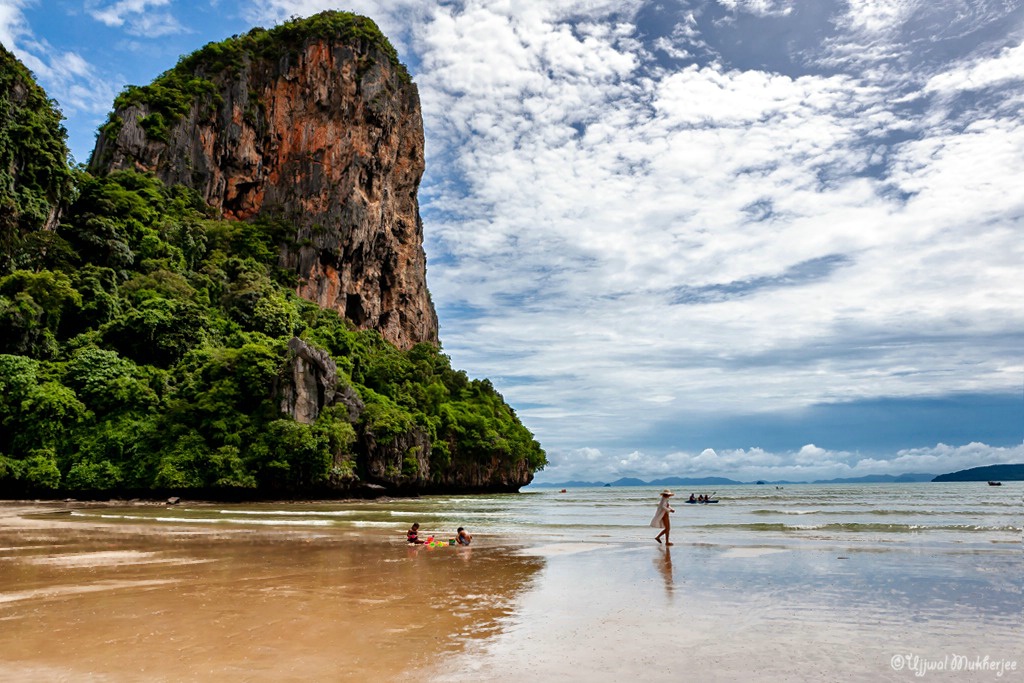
[1, 0, 115, 116]
[717, 0, 794, 18]
[126, 12, 185, 37]
[886, 442, 1024, 473]
[536, 441, 1024, 482]
[0, 0, 35, 50]
[86, 0, 184, 37]
[87, 0, 168, 27]
[924, 41, 1024, 96]
[817, 0, 923, 70]
[393, 1, 1023, 466]
[834, 0, 918, 37]
[0, 0, 31, 48]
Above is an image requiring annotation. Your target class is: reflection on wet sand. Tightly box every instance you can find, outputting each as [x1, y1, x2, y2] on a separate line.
[0, 504, 543, 681]
[655, 546, 674, 597]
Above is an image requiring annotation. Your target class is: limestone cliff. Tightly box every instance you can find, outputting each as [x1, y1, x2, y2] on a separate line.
[88, 12, 437, 350]
[68, 12, 543, 496]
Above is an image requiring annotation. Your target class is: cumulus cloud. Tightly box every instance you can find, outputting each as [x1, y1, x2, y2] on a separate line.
[409, 1, 1022, 472]
[536, 442, 1024, 482]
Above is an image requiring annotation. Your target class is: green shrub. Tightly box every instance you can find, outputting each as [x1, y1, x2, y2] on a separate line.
[24, 448, 61, 489]
[65, 460, 123, 490]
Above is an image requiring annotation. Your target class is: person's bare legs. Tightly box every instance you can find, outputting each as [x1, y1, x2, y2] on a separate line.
[655, 516, 671, 544]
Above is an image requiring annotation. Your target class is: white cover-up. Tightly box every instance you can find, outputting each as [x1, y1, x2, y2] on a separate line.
[649, 497, 672, 528]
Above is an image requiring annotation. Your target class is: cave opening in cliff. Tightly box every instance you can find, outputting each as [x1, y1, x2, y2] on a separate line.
[346, 293, 367, 325]
[224, 181, 259, 218]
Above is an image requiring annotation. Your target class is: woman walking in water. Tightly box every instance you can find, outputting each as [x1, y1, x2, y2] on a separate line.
[650, 490, 675, 545]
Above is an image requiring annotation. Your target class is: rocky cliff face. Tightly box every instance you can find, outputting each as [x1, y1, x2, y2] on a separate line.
[278, 337, 361, 425]
[89, 17, 437, 350]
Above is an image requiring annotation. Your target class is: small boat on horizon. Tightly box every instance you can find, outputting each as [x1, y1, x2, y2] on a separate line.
[988, 481, 1002, 486]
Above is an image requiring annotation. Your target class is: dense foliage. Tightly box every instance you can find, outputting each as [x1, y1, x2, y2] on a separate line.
[98, 11, 408, 150]
[0, 45, 75, 271]
[0, 42, 545, 498]
[0, 167, 545, 496]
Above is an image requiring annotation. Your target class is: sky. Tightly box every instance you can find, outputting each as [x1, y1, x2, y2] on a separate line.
[3, 0, 1023, 483]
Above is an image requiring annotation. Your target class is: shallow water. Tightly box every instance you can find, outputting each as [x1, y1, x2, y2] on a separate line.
[2, 482, 1021, 681]
[62, 481, 1023, 550]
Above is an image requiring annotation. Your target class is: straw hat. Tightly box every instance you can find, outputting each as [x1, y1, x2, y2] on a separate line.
[660, 490, 674, 496]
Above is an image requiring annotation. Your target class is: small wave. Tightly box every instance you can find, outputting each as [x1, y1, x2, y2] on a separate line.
[822, 509, 1018, 517]
[88, 513, 224, 524]
[215, 518, 335, 527]
[750, 509, 820, 515]
[74, 512, 336, 527]
[214, 509, 361, 517]
[388, 510, 509, 518]
[699, 522, 1022, 533]
[748, 508, 1016, 517]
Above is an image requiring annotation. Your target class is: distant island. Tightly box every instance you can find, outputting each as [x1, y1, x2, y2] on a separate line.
[529, 472, 938, 488]
[931, 463, 1024, 482]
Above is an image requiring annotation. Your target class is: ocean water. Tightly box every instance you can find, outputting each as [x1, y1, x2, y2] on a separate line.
[65, 482, 1023, 552]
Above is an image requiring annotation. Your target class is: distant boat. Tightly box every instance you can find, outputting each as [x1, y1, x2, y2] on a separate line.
[755, 481, 766, 485]
[988, 481, 1002, 486]
[685, 499, 719, 504]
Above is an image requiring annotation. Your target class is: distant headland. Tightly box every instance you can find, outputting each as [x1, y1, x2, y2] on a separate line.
[931, 463, 1024, 482]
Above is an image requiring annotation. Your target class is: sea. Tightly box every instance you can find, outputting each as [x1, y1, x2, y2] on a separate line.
[65, 481, 1022, 552]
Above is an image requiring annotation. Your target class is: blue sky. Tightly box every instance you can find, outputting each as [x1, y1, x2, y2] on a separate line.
[3, 0, 1022, 482]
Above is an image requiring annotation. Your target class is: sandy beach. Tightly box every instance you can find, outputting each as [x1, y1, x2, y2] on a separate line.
[0, 497, 1020, 682]
[0, 501, 541, 681]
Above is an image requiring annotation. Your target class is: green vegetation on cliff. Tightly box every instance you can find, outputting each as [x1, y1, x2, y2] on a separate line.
[100, 11, 408, 149]
[0, 45, 74, 270]
[0, 45, 544, 498]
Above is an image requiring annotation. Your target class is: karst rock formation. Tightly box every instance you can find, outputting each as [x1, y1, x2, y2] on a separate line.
[89, 14, 438, 350]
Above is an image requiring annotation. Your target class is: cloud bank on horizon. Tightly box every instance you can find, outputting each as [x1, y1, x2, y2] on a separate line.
[3, 0, 1022, 482]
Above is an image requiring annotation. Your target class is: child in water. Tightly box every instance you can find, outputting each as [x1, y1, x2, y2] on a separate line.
[456, 527, 472, 545]
[407, 523, 424, 544]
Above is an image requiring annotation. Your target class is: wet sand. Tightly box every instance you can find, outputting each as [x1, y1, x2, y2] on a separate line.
[1, 502, 1020, 682]
[435, 542, 1022, 682]
[0, 502, 541, 681]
